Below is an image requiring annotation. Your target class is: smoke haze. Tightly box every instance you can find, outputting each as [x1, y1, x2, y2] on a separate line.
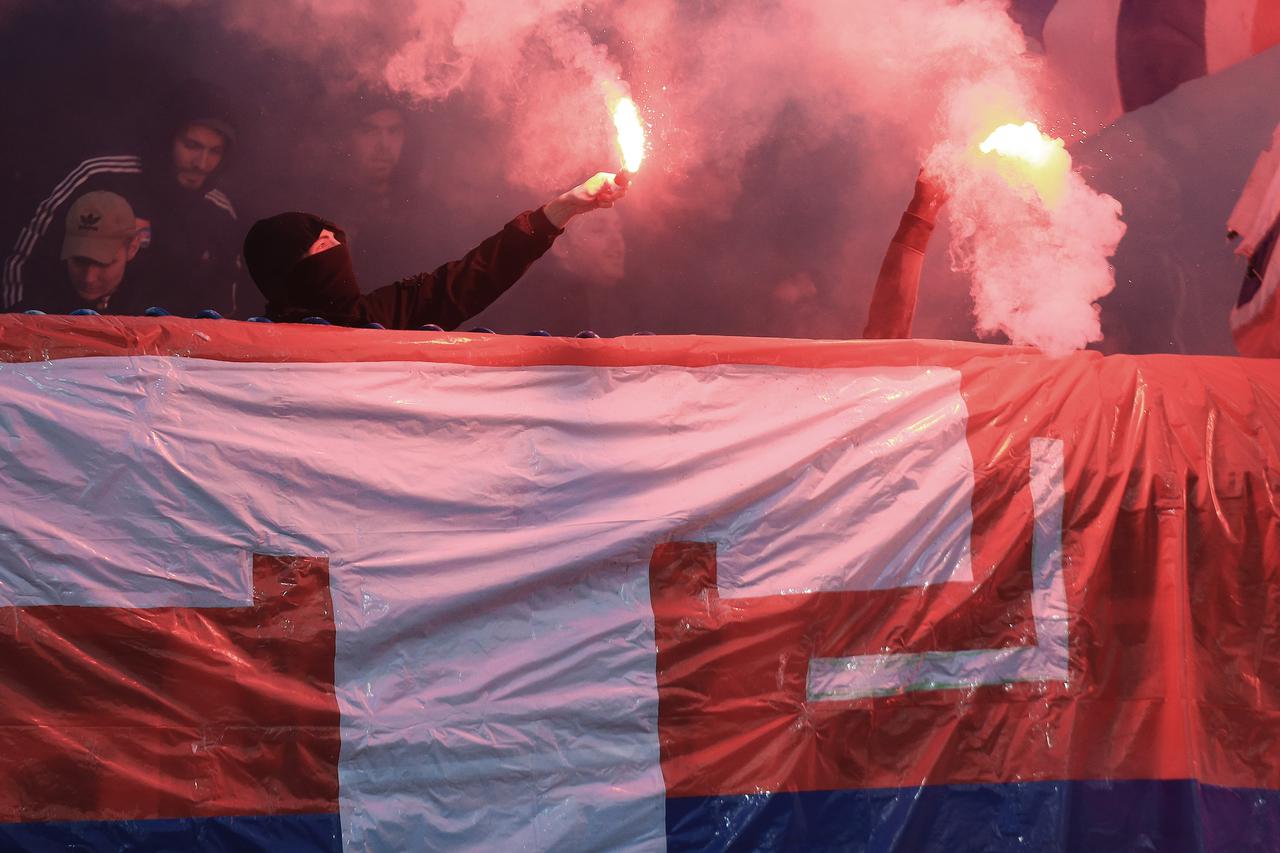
[1, 1, 1277, 351]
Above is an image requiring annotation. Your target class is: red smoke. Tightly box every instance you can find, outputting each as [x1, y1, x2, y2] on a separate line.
[91, 0, 1274, 350]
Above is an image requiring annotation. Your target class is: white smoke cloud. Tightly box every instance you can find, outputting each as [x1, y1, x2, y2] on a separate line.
[931, 131, 1126, 355]
[920, 43, 1127, 355]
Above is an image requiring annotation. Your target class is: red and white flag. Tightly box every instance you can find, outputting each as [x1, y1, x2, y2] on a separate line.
[1019, 0, 1280, 134]
[1229, 120, 1280, 356]
[2, 319, 1280, 850]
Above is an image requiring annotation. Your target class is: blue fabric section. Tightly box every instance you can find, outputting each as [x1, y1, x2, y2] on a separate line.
[667, 780, 1280, 852]
[0, 812, 341, 852]
[1117, 0, 1208, 111]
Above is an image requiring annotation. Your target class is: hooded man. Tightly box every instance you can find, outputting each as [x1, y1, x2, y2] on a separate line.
[2, 80, 243, 317]
[243, 172, 625, 329]
[278, 88, 454, 293]
[321, 92, 424, 291]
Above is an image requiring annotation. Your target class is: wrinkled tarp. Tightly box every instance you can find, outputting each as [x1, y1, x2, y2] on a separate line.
[0, 315, 1278, 851]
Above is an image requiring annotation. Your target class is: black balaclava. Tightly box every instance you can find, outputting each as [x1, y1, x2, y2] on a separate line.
[242, 212, 363, 324]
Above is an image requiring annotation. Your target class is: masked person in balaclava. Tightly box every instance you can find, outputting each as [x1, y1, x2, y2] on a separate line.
[243, 172, 625, 329]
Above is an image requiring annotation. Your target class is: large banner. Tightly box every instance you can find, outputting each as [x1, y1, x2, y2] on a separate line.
[1, 316, 1279, 851]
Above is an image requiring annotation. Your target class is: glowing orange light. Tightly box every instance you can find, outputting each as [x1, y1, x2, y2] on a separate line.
[979, 121, 1070, 207]
[980, 122, 1055, 163]
[612, 97, 646, 174]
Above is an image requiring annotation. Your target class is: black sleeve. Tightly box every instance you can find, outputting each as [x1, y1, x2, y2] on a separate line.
[200, 205, 244, 319]
[360, 208, 563, 330]
[2, 156, 146, 310]
[204, 191, 244, 318]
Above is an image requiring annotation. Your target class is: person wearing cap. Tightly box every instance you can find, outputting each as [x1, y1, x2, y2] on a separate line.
[243, 172, 625, 329]
[8, 191, 145, 314]
[2, 80, 243, 318]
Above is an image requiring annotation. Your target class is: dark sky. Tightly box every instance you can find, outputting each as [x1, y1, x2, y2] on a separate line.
[1, 1, 1276, 353]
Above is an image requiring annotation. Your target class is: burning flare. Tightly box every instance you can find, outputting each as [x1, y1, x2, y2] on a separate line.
[612, 96, 646, 174]
[979, 121, 1070, 207]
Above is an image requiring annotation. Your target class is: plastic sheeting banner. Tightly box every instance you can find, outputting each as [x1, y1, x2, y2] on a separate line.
[1, 316, 1279, 851]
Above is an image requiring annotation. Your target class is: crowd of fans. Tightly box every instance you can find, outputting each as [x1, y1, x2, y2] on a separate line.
[4, 81, 248, 319]
[0, 80, 627, 331]
[0, 71, 950, 337]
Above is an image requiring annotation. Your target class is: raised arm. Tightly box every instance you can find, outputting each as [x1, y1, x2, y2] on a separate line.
[541, 172, 627, 229]
[363, 173, 627, 330]
[862, 172, 946, 339]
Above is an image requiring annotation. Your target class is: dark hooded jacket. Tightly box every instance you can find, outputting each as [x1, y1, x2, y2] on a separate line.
[243, 208, 562, 329]
[311, 88, 432, 292]
[2, 80, 243, 317]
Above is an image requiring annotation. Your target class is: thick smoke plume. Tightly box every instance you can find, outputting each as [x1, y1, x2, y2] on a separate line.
[925, 81, 1127, 354]
[117, 0, 1126, 349]
[930, 127, 1126, 355]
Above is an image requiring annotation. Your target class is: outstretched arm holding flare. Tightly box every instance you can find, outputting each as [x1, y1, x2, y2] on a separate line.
[863, 172, 947, 339]
[543, 172, 628, 228]
[243, 171, 627, 329]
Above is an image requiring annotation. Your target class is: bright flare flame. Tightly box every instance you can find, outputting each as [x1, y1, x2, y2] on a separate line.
[613, 97, 646, 173]
[979, 122, 1055, 164]
[979, 121, 1070, 207]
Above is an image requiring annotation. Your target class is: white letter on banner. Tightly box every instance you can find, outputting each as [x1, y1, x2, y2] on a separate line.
[806, 437, 1068, 700]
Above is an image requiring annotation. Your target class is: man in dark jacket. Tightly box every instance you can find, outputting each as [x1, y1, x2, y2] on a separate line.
[243, 172, 626, 329]
[2, 80, 244, 317]
[317, 91, 424, 291]
[10, 191, 148, 315]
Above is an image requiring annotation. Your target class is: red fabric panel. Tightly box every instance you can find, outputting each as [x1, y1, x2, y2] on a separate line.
[1254, 1, 1280, 55]
[0, 555, 340, 822]
[653, 354, 1280, 798]
[0, 314, 1019, 370]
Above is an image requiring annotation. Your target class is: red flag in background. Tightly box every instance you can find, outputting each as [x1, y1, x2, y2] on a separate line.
[1229, 121, 1280, 356]
[1012, 0, 1280, 134]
